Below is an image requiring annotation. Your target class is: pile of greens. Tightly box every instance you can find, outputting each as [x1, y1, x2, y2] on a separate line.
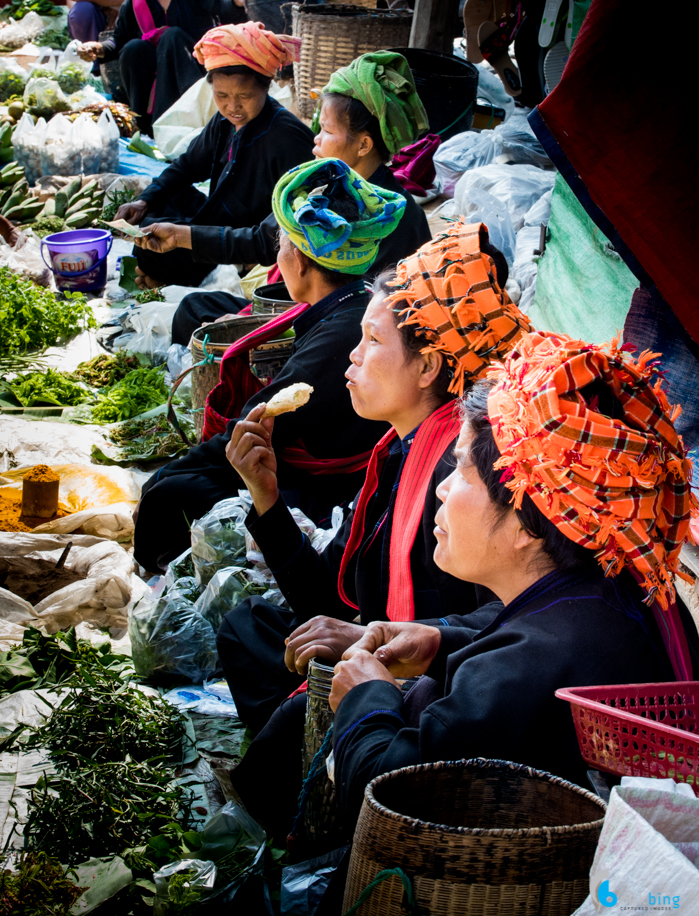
[90, 365, 169, 424]
[0, 269, 96, 356]
[70, 351, 140, 388]
[0, 71, 25, 103]
[56, 63, 87, 95]
[101, 187, 137, 222]
[92, 411, 195, 465]
[0, 851, 85, 916]
[135, 287, 166, 304]
[0, 0, 61, 19]
[37, 24, 70, 49]
[2, 368, 90, 407]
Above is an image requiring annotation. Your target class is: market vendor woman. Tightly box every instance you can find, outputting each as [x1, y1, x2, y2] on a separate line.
[133, 50, 432, 343]
[104, 20, 314, 288]
[133, 158, 405, 573]
[220, 220, 531, 732]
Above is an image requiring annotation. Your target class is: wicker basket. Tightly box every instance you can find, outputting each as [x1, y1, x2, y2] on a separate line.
[300, 658, 351, 854]
[344, 758, 607, 916]
[291, 4, 412, 118]
[189, 316, 271, 441]
[252, 281, 296, 316]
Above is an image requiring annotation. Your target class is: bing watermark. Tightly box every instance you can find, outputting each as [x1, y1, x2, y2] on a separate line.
[591, 870, 682, 911]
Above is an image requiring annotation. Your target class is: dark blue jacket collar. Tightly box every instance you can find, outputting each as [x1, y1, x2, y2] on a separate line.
[293, 279, 368, 339]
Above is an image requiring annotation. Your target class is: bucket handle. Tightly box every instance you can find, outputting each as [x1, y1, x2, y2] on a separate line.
[40, 234, 113, 278]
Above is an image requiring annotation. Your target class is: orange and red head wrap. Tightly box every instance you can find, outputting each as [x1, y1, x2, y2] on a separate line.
[385, 219, 532, 396]
[486, 330, 697, 609]
[194, 22, 301, 78]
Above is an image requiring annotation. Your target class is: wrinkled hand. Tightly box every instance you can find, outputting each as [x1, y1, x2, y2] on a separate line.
[284, 617, 365, 674]
[329, 649, 399, 712]
[78, 41, 103, 62]
[115, 200, 149, 225]
[225, 403, 278, 516]
[134, 222, 191, 254]
[347, 621, 442, 679]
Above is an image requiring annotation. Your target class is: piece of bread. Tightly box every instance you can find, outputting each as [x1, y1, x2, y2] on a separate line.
[261, 383, 314, 418]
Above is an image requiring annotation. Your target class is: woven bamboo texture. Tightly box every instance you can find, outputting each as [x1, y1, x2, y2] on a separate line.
[301, 658, 351, 853]
[343, 758, 606, 916]
[291, 4, 412, 118]
[190, 316, 270, 440]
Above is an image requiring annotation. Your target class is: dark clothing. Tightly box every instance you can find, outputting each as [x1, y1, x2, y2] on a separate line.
[135, 96, 314, 285]
[174, 164, 431, 341]
[333, 567, 678, 820]
[134, 280, 388, 572]
[233, 566, 682, 839]
[217, 438, 488, 731]
[101, 0, 228, 60]
[68, 2, 106, 43]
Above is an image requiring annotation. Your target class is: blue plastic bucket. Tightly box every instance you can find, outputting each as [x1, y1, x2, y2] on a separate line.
[41, 228, 113, 293]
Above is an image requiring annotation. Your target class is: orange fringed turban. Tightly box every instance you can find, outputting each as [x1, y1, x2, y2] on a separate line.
[194, 22, 301, 78]
[486, 331, 696, 610]
[385, 219, 532, 396]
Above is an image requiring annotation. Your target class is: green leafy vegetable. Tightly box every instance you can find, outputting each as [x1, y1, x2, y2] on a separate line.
[3, 368, 91, 407]
[56, 63, 87, 95]
[135, 287, 166, 304]
[0, 851, 86, 916]
[0, 0, 61, 20]
[90, 365, 169, 424]
[70, 351, 140, 387]
[29, 215, 65, 238]
[92, 411, 195, 465]
[101, 187, 137, 222]
[0, 269, 96, 356]
[0, 72, 26, 103]
[37, 24, 70, 49]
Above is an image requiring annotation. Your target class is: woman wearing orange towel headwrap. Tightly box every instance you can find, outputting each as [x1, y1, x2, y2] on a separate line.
[105, 16, 314, 289]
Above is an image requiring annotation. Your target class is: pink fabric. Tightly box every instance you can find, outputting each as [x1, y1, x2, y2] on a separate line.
[389, 133, 441, 196]
[194, 21, 301, 77]
[132, 0, 167, 115]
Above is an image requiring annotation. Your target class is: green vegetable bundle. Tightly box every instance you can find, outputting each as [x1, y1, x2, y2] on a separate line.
[70, 351, 140, 387]
[0, 0, 60, 19]
[90, 365, 169, 423]
[3, 368, 91, 407]
[37, 24, 70, 50]
[52, 175, 105, 230]
[101, 186, 137, 223]
[0, 71, 25, 103]
[0, 851, 85, 916]
[0, 268, 96, 356]
[92, 411, 195, 465]
[29, 215, 66, 238]
[57, 63, 87, 95]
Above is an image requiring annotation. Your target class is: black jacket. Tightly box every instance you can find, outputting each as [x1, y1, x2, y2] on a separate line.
[189, 164, 432, 276]
[333, 567, 681, 819]
[141, 280, 388, 523]
[102, 0, 237, 59]
[247, 443, 485, 624]
[138, 97, 315, 230]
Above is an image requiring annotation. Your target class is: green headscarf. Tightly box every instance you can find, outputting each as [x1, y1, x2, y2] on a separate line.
[311, 50, 429, 157]
[272, 158, 406, 275]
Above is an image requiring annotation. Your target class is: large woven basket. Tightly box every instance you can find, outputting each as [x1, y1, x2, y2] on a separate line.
[344, 758, 607, 916]
[291, 4, 412, 118]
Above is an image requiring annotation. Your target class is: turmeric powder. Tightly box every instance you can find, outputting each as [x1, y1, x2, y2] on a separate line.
[0, 491, 70, 532]
[23, 465, 60, 484]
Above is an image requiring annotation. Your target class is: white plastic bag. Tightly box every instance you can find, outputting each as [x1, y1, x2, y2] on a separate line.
[33, 502, 135, 542]
[24, 75, 70, 116]
[40, 112, 81, 177]
[190, 497, 249, 587]
[433, 131, 495, 198]
[573, 785, 699, 914]
[491, 109, 552, 169]
[153, 76, 218, 160]
[0, 11, 45, 49]
[511, 225, 541, 313]
[0, 55, 28, 98]
[473, 61, 515, 121]
[29, 46, 60, 74]
[69, 85, 107, 110]
[97, 108, 120, 174]
[455, 163, 556, 233]
[458, 186, 517, 264]
[73, 111, 103, 174]
[0, 232, 52, 286]
[58, 39, 92, 77]
[11, 113, 46, 186]
[122, 301, 179, 364]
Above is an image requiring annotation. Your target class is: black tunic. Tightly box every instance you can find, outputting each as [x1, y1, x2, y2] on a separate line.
[216, 433, 488, 732]
[133, 280, 388, 572]
[332, 567, 680, 820]
[171, 164, 432, 342]
[134, 97, 315, 286]
[101, 0, 229, 59]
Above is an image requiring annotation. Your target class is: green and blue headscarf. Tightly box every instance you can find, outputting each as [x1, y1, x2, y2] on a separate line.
[311, 50, 429, 157]
[272, 158, 406, 275]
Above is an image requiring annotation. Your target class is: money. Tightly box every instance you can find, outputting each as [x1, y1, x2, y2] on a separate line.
[104, 219, 152, 239]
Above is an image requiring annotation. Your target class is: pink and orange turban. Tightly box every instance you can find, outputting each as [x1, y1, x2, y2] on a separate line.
[486, 331, 696, 611]
[194, 22, 301, 78]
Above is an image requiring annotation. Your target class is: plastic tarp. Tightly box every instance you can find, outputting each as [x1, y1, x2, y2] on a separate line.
[530, 174, 637, 343]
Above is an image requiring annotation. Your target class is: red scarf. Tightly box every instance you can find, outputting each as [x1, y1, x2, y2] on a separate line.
[133, 0, 168, 115]
[337, 401, 460, 622]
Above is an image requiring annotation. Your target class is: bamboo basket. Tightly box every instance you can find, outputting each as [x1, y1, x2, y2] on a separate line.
[291, 4, 412, 118]
[343, 758, 607, 916]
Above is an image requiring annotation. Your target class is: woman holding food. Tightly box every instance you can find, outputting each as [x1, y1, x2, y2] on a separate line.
[232, 331, 699, 839]
[133, 158, 405, 573]
[133, 50, 433, 344]
[86, 20, 314, 288]
[219, 220, 531, 733]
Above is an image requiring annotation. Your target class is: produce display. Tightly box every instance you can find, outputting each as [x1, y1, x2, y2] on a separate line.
[49, 173, 105, 229]
[0, 269, 95, 355]
[0, 851, 85, 916]
[76, 100, 137, 138]
[90, 365, 170, 423]
[0, 71, 24, 103]
[56, 63, 87, 96]
[2, 367, 90, 406]
[92, 411, 196, 465]
[0, 0, 61, 20]
[37, 24, 70, 49]
[70, 351, 140, 387]
[101, 185, 136, 221]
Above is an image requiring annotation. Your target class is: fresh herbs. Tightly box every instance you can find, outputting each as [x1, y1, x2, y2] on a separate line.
[0, 851, 86, 916]
[29, 215, 66, 238]
[3, 368, 90, 407]
[0, 269, 96, 356]
[159, 869, 208, 914]
[135, 287, 166, 304]
[70, 352, 140, 388]
[101, 187, 137, 222]
[90, 365, 169, 424]
[37, 24, 70, 49]
[56, 63, 87, 95]
[0, 0, 61, 19]
[92, 412, 195, 465]
[0, 72, 26, 103]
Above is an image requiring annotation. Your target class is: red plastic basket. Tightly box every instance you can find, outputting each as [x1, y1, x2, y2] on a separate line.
[556, 682, 699, 795]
